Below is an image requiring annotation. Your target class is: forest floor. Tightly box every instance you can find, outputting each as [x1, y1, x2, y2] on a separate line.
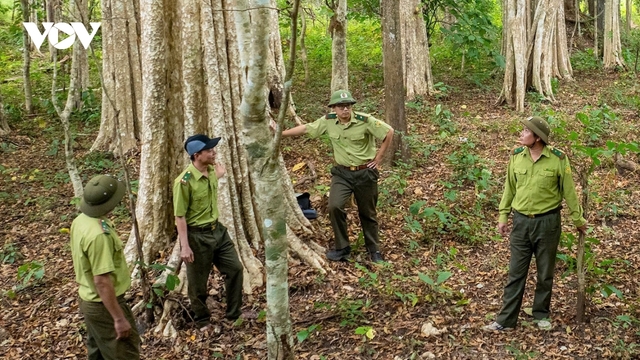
[1, 64, 640, 359]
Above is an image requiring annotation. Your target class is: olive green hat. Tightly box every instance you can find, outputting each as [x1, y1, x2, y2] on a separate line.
[79, 175, 126, 217]
[328, 90, 356, 107]
[520, 116, 550, 144]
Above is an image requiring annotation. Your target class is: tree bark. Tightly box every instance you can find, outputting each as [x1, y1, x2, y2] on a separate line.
[330, 0, 348, 91]
[237, 1, 295, 357]
[498, 0, 573, 112]
[400, 0, 434, 99]
[92, 0, 142, 155]
[20, 0, 34, 115]
[382, 0, 408, 162]
[603, 0, 626, 69]
[128, 0, 325, 336]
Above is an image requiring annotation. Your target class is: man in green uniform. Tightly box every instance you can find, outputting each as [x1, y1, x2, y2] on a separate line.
[281, 90, 394, 263]
[484, 116, 587, 331]
[70, 175, 140, 359]
[173, 134, 244, 329]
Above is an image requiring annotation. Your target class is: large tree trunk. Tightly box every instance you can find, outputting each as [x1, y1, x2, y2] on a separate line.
[20, 0, 34, 115]
[91, 0, 142, 155]
[603, 0, 625, 69]
[400, 0, 434, 100]
[498, 0, 573, 112]
[128, 0, 325, 337]
[330, 0, 348, 91]
[382, 0, 408, 162]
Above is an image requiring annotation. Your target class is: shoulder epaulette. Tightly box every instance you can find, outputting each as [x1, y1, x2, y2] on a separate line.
[548, 146, 565, 159]
[180, 171, 192, 185]
[325, 113, 337, 120]
[513, 146, 525, 155]
[354, 113, 369, 122]
[100, 219, 110, 234]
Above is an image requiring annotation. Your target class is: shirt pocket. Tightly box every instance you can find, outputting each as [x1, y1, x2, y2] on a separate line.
[190, 186, 211, 214]
[514, 168, 528, 186]
[537, 170, 557, 189]
[348, 133, 366, 148]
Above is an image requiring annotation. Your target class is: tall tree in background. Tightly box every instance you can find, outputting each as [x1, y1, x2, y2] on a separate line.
[382, 0, 408, 161]
[70, 0, 91, 108]
[603, 0, 625, 69]
[19, 0, 34, 114]
[400, 0, 434, 99]
[91, 0, 142, 154]
[129, 0, 326, 337]
[498, 0, 573, 112]
[328, 0, 348, 91]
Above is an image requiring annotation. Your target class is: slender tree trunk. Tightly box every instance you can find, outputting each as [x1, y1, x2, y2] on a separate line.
[92, 0, 142, 155]
[20, 0, 34, 115]
[400, 0, 434, 99]
[300, 9, 309, 85]
[330, 0, 348, 91]
[51, 40, 84, 197]
[625, 0, 632, 34]
[237, 1, 295, 357]
[382, 0, 408, 162]
[603, 0, 626, 69]
[0, 91, 9, 135]
[71, 0, 91, 108]
[46, 0, 57, 61]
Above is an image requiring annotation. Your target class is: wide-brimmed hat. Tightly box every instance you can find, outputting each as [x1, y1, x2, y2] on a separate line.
[520, 116, 550, 144]
[184, 134, 221, 156]
[328, 90, 356, 107]
[79, 175, 126, 217]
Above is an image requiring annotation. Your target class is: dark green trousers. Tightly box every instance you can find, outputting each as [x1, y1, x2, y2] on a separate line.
[328, 166, 380, 253]
[79, 295, 140, 360]
[186, 223, 243, 323]
[497, 211, 562, 328]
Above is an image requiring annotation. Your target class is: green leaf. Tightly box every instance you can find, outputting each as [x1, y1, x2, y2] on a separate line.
[436, 271, 452, 284]
[418, 272, 434, 286]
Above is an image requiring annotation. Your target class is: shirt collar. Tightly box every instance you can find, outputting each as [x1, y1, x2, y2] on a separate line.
[331, 112, 358, 125]
[187, 163, 206, 180]
[524, 145, 551, 158]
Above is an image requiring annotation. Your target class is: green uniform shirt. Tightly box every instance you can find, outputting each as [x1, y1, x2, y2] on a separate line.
[70, 213, 131, 302]
[173, 163, 219, 226]
[305, 111, 393, 166]
[499, 145, 586, 227]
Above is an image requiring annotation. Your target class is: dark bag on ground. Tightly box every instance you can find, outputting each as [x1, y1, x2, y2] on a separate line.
[296, 192, 317, 219]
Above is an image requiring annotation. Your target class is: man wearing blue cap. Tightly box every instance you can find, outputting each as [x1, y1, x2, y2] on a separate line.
[173, 134, 245, 329]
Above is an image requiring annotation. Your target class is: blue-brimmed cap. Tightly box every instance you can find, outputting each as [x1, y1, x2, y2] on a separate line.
[184, 134, 221, 156]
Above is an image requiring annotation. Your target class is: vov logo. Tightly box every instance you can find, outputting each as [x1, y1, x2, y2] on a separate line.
[23, 22, 101, 50]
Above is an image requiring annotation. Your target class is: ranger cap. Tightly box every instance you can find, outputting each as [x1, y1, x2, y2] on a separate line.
[521, 116, 550, 144]
[184, 134, 221, 156]
[79, 175, 126, 217]
[328, 90, 356, 107]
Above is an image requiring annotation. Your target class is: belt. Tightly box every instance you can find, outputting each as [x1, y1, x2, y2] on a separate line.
[514, 207, 561, 218]
[336, 164, 369, 171]
[187, 221, 218, 233]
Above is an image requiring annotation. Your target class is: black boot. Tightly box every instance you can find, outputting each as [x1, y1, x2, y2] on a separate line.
[326, 246, 351, 261]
